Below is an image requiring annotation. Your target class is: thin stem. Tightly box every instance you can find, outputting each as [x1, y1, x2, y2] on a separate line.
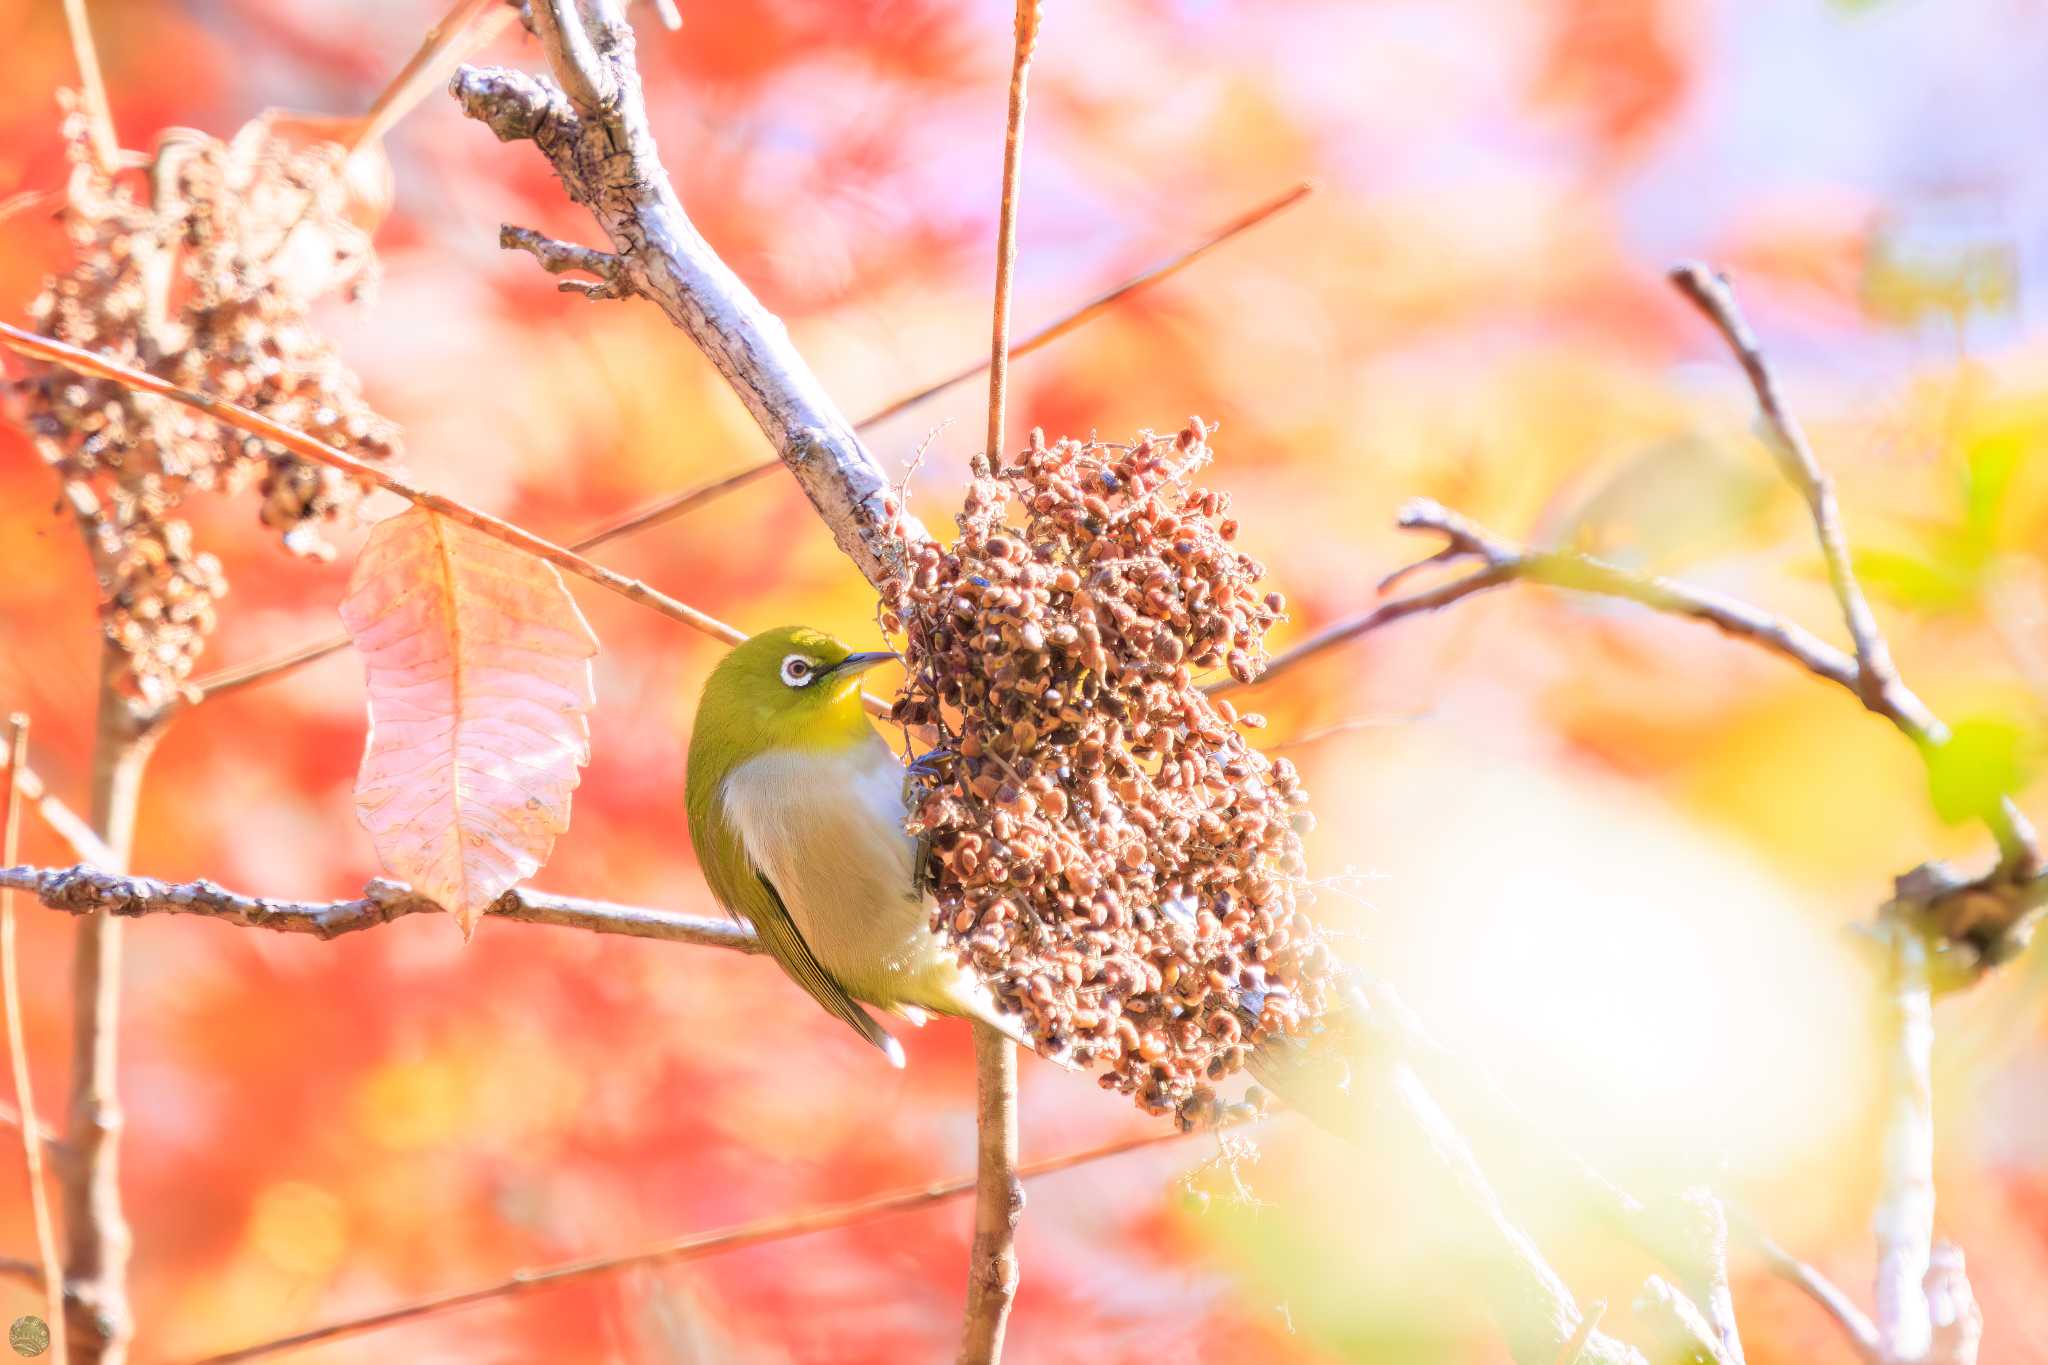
[1669, 263, 2038, 875]
[0, 865, 761, 954]
[63, 660, 160, 1365]
[1743, 1224, 1880, 1362]
[983, 0, 1042, 465]
[352, 0, 513, 153]
[0, 323, 743, 649]
[0, 747, 119, 872]
[958, 1025, 1022, 1365]
[183, 1124, 1196, 1365]
[2, 717, 66, 1363]
[60, 0, 120, 175]
[188, 181, 1315, 704]
[1873, 925, 1936, 1361]
[958, 8, 1041, 1359]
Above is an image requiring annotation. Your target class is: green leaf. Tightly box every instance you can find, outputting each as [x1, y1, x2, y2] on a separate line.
[1852, 544, 1981, 613]
[1925, 716, 2034, 826]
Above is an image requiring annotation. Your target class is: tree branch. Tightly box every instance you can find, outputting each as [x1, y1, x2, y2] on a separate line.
[0, 743, 118, 873]
[956, 5, 1040, 1360]
[959, 1026, 1022, 1365]
[186, 179, 1313, 704]
[1871, 923, 1937, 1362]
[499, 225, 632, 300]
[0, 320, 750, 655]
[1669, 263, 2037, 876]
[1237, 498, 1874, 698]
[63, 658, 163, 1365]
[182, 1122, 1209, 1365]
[0, 865, 759, 953]
[449, 0, 930, 587]
[2, 718, 67, 1364]
[60, 0, 120, 176]
[1740, 1222, 1881, 1362]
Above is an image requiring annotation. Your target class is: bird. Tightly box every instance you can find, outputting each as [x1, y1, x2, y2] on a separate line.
[684, 624, 1039, 1067]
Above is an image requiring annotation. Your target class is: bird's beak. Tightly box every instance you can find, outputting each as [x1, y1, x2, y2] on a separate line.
[827, 651, 899, 678]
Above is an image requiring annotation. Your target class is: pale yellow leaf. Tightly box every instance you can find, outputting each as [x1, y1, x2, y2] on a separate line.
[339, 508, 599, 936]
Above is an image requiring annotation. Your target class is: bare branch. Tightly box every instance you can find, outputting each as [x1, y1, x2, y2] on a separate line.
[957, 5, 1041, 1360]
[64, 658, 162, 1365]
[0, 865, 760, 954]
[188, 181, 1315, 702]
[1872, 924, 1936, 1362]
[982, 0, 1041, 464]
[2, 718, 66, 1364]
[1669, 263, 2038, 876]
[860, 180, 1314, 433]
[450, 0, 929, 588]
[60, 0, 120, 175]
[182, 1124, 1206, 1365]
[499, 225, 633, 300]
[0, 744, 118, 873]
[1923, 1241, 1982, 1365]
[959, 1027, 1022, 1365]
[1230, 498, 1867, 697]
[0, 322, 748, 652]
[1740, 1222, 1881, 1362]
[352, 0, 515, 153]
[1384, 1060, 1644, 1365]
[1638, 1275, 1735, 1365]
[530, 0, 618, 112]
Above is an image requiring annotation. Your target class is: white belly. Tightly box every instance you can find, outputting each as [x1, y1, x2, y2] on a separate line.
[720, 740, 968, 1012]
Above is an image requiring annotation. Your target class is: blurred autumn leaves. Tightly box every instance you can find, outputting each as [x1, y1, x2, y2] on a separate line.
[1, 0, 2047, 1362]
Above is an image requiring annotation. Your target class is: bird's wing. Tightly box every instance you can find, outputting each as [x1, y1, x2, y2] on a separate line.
[687, 779, 906, 1068]
[730, 867, 906, 1068]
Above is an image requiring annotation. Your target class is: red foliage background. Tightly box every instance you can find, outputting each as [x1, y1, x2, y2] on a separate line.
[5, 1, 2048, 1361]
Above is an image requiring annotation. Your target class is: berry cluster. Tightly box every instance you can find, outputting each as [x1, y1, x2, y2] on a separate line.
[9, 110, 400, 707]
[884, 422, 1337, 1123]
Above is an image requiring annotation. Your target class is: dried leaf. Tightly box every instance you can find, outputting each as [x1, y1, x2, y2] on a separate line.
[340, 508, 599, 935]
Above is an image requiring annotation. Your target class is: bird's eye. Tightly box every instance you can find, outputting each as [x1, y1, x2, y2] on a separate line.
[780, 655, 817, 687]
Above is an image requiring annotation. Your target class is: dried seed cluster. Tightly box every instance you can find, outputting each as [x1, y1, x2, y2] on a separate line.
[883, 422, 1338, 1124]
[8, 109, 400, 707]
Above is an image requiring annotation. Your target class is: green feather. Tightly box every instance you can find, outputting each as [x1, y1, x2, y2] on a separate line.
[685, 627, 906, 1065]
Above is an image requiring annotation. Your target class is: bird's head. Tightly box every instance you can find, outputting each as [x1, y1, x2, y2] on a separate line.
[696, 625, 897, 757]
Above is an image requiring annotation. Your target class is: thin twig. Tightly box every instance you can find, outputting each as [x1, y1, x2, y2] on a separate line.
[0, 746, 118, 873]
[0, 865, 760, 954]
[1384, 1061, 1644, 1365]
[960, 1026, 1023, 1365]
[958, 8, 1041, 1360]
[1741, 1222, 1881, 1362]
[1638, 1275, 1735, 1365]
[0, 322, 745, 650]
[63, 659, 160, 1365]
[500, 225, 632, 299]
[187, 181, 1314, 703]
[983, 0, 1041, 466]
[2, 718, 66, 1364]
[351, 0, 514, 153]
[451, 0, 929, 588]
[182, 1124, 1203, 1365]
[60, 0, 120, 175]
[1669, 263, 2038, 876]
[1872, 923, 1937, 1362]
[1261, 712, 1423, 755]
[861, 180, 1314, 433]
[1552, 1302, 1606, 1365]
[1229, 498, 1868, 697]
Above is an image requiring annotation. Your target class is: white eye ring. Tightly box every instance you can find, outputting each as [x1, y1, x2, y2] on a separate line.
[780, 654, 819, 688]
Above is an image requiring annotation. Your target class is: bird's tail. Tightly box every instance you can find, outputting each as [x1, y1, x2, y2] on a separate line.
[933, 973, 1080, 1070]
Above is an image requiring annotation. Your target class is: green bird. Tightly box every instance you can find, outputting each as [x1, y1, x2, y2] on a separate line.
[685, 625, 1039, 1066]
